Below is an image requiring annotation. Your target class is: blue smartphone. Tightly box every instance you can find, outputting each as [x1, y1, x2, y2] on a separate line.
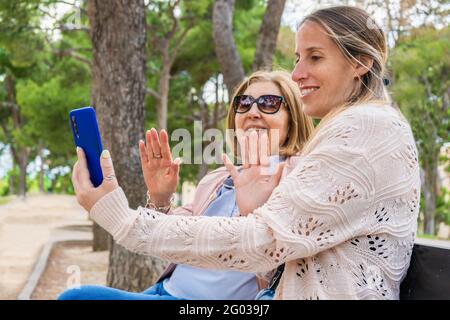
[69, 106, 104, 187]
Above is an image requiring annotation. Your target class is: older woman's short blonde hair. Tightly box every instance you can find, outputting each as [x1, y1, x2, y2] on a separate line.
[226, 70, 314, 157]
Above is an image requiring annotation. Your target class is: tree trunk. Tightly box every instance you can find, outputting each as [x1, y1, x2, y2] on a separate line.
[38, 142, 45, 192]
[50, 172, 59, 193]
[92, 221, 110, 251]
[8, 148, 15, 196]
[4, 72, 29, 197]
[106, 236, 168, 289]
[197, 163, 209, 181]
[17, 149, 28, 198]
[88, 0, 167, 291]
[252, 0, 286, 71]
[213, 0, 245, 97]
[156, 51, 171, 130]
[9, 145, 29, 198]
[422, 156, 438, 235]
[149, 5, 195, 131]
[9, 174, 14, 196]
[197, 150, 209, 181]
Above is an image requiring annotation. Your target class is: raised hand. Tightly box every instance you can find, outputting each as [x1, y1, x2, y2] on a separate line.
[139, 128, 181, 206]
[223, 130, 285, 216]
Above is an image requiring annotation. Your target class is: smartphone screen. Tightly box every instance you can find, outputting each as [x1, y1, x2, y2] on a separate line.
[69, 106, 104, 187]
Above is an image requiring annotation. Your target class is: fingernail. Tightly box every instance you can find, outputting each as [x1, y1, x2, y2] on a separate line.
[101, 150, 111, 159]
[76, 146, 81, 152]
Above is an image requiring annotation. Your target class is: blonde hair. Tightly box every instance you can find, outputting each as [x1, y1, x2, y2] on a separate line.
[226, 70, 314, 157]
[298, 5, 392, 154]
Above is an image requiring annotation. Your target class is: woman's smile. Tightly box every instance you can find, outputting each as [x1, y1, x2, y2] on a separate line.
[299, 86, 320, 98]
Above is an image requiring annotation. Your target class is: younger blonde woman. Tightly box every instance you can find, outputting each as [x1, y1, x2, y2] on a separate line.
[70, 5, 420, 300]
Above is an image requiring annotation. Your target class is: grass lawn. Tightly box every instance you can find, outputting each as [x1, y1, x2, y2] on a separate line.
[417, 233, 437, 239]
[417, 233, 450, 241]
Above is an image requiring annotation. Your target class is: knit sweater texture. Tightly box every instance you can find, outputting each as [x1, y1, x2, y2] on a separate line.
[90, 103, 420, 299]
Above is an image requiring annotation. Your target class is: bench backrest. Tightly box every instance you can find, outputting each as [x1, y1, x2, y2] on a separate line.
[400, 242, 450, 300]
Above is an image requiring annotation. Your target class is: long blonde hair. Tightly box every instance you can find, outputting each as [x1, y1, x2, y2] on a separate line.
[298, 5, 392, 154]
[226, 70, 314, 157]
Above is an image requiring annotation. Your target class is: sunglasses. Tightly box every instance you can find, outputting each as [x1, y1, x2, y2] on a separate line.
[233, 94, 285, 114]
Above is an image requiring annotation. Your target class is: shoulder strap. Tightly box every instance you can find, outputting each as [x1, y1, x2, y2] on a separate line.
[268, 263, 285, 290]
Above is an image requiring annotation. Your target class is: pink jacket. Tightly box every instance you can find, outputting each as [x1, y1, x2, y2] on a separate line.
[156, 155, 302, 291]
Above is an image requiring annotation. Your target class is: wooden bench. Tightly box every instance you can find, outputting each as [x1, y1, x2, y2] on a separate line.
[400, 238, 450, 300]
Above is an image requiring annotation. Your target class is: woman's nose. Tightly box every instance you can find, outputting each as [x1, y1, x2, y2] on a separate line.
[246, 102, 261, 117]
[291, 61, 307, 83]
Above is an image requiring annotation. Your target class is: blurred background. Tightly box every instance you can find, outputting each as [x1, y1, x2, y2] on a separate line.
[0, 0, 448, 299]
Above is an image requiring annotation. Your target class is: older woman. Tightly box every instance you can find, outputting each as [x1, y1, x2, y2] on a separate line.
[58, 70, 313, 300]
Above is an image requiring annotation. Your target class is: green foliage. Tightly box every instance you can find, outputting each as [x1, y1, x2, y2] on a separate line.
[0, 0, 92, 196]
[172, 19, 218, 86]
[0, 0, 321, 191]
[180, 0, 210, 19]
[146, 0, 297, 184]
[0, 1, 42, 43]
[1, 167, 19, 196]
[233, 3, 266, 73]
[0, 177, 8, 196]
[235, 0, 261, 11]
[391, 26, 450, 169]
[35, 172, 74, 194]
[16, 58, 90, 155]
[0, 1, 46, 76]
[416, 232, 440, 240]
[273, 26, 296, 72]
[436, 187, 450, 225]
[391, 26, 450, 234]
[165, 71, 214, 183]
[52, 173, 74, 194]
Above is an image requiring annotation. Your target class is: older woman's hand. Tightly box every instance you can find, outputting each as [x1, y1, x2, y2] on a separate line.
[139, 128, 181, 206]
[72, 147, 119, 212]
[223, 131, 285, 216]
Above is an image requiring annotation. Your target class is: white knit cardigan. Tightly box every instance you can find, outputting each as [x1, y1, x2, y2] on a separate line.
[90, 103, 421, 300]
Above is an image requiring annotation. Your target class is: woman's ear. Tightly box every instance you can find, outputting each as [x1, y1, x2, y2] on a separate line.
[354, 55, 374, 78]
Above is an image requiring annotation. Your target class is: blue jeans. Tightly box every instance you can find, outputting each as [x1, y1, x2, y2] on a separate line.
[255, 288, 274, 300]
[57, 281, 184, 300]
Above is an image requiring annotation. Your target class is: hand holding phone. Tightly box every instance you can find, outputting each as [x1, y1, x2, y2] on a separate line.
[69, 106, 104, 187]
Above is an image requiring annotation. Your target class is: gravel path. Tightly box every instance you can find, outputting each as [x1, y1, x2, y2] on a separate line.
[31, 241, 108, 300]
[0, 193, 92, 299]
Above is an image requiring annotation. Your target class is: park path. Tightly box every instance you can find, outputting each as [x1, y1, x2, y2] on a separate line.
[0, 193, 91, 299]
